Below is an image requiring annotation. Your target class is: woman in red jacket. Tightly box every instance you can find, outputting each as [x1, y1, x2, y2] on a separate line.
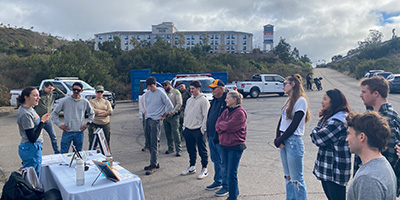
[215, 91, 247, 200]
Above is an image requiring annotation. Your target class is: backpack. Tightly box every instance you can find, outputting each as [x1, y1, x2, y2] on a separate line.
[1, 171, 44, 200]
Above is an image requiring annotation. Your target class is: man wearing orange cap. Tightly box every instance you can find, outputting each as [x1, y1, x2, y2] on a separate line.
[206, 79, 230, 197]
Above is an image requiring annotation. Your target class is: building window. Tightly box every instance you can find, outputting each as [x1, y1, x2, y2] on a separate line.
[154, 35, 157, 39]
[243, 41, 246, 45]
[167, 40, 170, 44]
[226, 40, 230, 45]
[124, 41, 128, 45]
[187, 36, 190, 40]
[113, 35, 116, 39]
[231, 51, 235, 54]
[108, 35, 112, 39]
[161, 35, 165, 39]
[99, 41, 103, 44]
[210, 41, 214, 45]
[191, 41, 195, 45]
[147, 35, 150, 39]
[227, 35, 230, 39]
[232, 40, 235, 45]
[154, 39, 157, 43]
[167, 35, 171, 39]
[243, 35, 246, 39]
[232, 46, 235, 50]
[186, 41, 190, 45]
[210, 35, 214, 39]
[137, 35, 141, 40]
[124, 35, 128, 40]
[200, 35, 203, 40]
[215, 35, 219, 39]
[243, 46, 246, 50]
[215, 40, 219, 45]
[125, 46, 128, 50]
[147, 40, 150, 43]
[215, 46, 218, 50]
[232, 34, 235, 39]
[175, 41, 178, 45]
[199, 41, 203, 45]
[99, 35, 103, 40]
[226, 46, 230, 50]
[192, 35, 195, 40]
[175, 35, 179, 39]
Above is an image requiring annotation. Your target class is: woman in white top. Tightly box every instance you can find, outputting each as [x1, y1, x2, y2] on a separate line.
[274, 74, 311, 200]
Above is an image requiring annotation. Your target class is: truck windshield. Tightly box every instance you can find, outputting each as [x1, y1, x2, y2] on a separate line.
[175, 79, 214, 93]
[63, 81, 95, 90]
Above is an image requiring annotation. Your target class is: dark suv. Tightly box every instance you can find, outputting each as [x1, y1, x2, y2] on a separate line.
[388, 74, 400, 93]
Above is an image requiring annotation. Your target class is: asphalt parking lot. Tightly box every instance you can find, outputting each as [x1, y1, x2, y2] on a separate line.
[1, 68, 400, 199]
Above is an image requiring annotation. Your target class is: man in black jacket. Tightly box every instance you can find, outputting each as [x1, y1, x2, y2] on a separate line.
[205, 79, 229, 197]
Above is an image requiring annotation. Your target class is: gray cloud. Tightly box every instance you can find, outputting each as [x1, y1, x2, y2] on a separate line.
[0, 0, 399, 63]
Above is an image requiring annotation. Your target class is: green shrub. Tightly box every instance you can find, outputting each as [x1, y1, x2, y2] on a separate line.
[0, 84, 9, 106]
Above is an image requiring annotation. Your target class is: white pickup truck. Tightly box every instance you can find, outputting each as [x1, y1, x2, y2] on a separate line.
[235, 74, 285, 98]
[9, 77, 116, 108]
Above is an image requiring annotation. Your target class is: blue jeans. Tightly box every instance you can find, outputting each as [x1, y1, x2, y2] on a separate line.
[43, 118, 60, 154]
[220, 147, 243, 200]
[208, 136, 228, 188]
[18, 142, 42, 176]
[60, 131, 84, 154]
[280, 135, 307, 200]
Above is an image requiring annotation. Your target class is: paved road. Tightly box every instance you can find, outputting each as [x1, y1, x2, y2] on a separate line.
[1, 68, 400, 199]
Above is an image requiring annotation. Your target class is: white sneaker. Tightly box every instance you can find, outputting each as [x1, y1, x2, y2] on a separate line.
[197, 168, 208, 179]
[181, 166, 196, 175]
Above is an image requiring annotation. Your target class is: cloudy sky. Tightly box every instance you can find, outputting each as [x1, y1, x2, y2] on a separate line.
[1, 0, 399, 64]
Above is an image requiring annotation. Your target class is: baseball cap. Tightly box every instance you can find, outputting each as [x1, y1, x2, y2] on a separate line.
[208, 79, 225, 88]
[95, 85, 105, 92]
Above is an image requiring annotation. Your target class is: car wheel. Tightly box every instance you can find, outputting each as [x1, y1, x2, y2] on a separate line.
[250, 88, 259, 98]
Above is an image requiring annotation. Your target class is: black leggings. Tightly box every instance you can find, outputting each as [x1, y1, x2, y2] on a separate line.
[321, 181, 346, 200]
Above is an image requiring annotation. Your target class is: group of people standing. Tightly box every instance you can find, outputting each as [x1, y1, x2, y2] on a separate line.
[16, 82, 113, 176]
[140, 77, 247, 200]
[16, 73, 400, 200]
[276, 74, 400, 200]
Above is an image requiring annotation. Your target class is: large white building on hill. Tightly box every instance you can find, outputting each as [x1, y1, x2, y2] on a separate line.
[94, 22, 253, 54]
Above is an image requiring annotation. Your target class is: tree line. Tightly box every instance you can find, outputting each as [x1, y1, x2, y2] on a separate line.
[0, 30, 312, 106]
[325, 30, 400, 79]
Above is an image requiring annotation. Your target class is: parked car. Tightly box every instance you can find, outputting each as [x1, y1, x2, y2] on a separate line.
[171, 74, 215, 101]
[364, 70, 384, 78]
[373, 72, 393, 79]
[388, 74, 400, 93]
[224, 83, 237, 92]
[9, 77, 116, 108]
[235, 74, 285, 98]
[39, 77, 116, 109]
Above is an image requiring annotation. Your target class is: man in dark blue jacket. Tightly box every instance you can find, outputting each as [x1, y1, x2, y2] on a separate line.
[206, 79, 229, 197]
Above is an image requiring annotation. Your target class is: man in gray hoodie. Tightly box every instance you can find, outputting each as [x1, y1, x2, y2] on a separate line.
[52, 82, 94, 153]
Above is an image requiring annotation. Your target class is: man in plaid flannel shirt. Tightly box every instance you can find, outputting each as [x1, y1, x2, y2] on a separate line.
[358, 76, 400, 196]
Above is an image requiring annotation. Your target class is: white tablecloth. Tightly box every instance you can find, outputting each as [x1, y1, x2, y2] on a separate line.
[40, 152, 145, 200]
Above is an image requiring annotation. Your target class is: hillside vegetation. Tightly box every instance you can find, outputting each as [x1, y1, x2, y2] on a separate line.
[322, 32, 400, 79]
[0, 27, 312, 106]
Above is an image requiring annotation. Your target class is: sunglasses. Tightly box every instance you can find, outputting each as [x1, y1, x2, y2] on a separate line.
[72, 88, 82, 92]
[96, 91, 104, 93]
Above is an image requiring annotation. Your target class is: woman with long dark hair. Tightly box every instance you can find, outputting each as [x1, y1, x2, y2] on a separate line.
[16, 87, 50, 176]
[310, 89, 351, 200]
[274, 74, 311, 200]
